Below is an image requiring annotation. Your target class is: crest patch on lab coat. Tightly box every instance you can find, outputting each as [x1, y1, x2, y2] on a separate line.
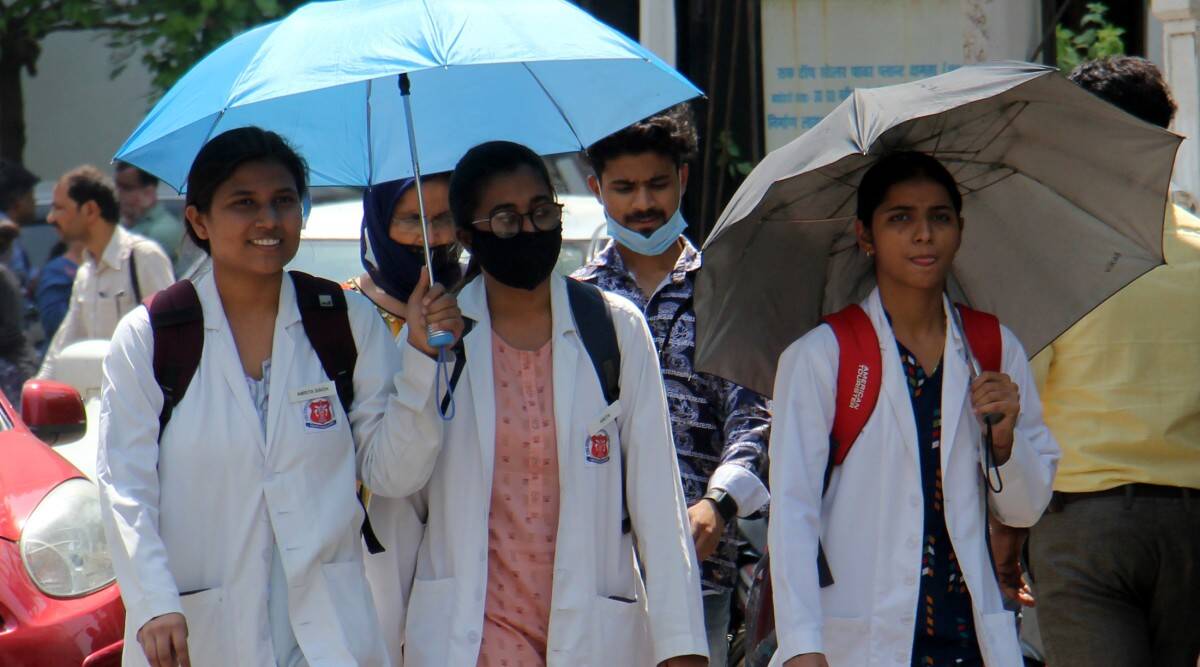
[304, 397, 337, 430]
[586, 430, 610, 464]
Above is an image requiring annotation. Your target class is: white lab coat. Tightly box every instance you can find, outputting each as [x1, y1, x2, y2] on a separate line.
[768, 289, 1059, 667]
[97, 272, 444, 667]
[398, 274, 707, 666]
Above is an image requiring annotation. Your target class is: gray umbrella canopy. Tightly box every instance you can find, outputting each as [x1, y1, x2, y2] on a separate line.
[695, 62, 1180, 397]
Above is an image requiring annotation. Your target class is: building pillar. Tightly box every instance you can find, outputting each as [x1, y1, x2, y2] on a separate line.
[1152, 0, 1200, 199]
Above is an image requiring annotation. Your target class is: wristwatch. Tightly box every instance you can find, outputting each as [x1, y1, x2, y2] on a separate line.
[702, 488, 738, 523]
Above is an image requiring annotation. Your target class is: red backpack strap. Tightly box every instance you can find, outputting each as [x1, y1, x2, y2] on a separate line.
[822, 304, 882, 465]
[148, 280, 204, 441]
[954, 304, 1002, 373]
[289, 271, 358, 415]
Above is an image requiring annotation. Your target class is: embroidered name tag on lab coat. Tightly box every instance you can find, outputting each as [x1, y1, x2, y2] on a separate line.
[302, 397, 337, 430]
[289, 381, 336, 403]
[585, 401, 621, 465]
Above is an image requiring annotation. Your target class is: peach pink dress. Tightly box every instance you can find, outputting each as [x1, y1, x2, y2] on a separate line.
[476, 332, 560, 667]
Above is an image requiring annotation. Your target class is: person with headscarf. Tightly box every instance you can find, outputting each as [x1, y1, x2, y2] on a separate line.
[345, 174, 462, 337]
[346, 174, 462, 664]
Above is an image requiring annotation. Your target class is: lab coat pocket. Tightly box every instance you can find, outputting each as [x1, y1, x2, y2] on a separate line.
[403, 577, 455, 667]
[589, 595, 653, 666]
[321, 560, 385, 665]
[179, 586, 226, 665]
[978, 610, 1022, 666]
[821, 616, 869, 666]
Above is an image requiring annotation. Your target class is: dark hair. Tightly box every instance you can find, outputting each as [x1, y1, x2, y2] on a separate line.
[1069, 56, 1176, 129]
[449, 141, 555, 229]
[115, 161, 160, 188]
[184, 126, 308, 253]
[856, 152, 962, 226]
[0, 159, 39, 211]
[62, 165, 120, 224]
[585, 104, 698, 176]
[449, 141, 556, 287]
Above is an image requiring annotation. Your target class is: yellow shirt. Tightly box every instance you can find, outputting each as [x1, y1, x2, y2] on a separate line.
[1031, 204, 1200, 492]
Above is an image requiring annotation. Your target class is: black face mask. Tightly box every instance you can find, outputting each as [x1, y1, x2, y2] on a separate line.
[469, 227, 561, 291]
[396, 243, 463, 288]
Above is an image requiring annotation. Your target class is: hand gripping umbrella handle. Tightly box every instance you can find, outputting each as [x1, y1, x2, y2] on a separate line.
[400, 72, 454, 351]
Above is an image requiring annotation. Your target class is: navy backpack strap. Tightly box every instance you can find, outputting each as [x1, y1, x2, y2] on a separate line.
[565, 278, 621, 404]
[148, 280, 204, 441]
[565, 278, 628, 533]
[441, 319, 475, 415]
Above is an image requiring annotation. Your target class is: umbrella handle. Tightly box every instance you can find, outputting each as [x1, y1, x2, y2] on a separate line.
[399, 72, 455, 352]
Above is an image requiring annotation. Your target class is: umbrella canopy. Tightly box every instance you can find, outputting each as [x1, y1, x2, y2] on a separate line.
[114, 0, 700, 190]
[695, 62, 1180, 397]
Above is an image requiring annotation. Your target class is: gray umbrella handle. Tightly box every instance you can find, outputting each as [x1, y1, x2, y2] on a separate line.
[400, 72, 454, 349]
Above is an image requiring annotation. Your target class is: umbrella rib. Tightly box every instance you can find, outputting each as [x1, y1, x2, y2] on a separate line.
[521, 62, 585, 148]
[366, 78, 374, 184]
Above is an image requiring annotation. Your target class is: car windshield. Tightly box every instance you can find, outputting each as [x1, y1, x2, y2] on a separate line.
[287, 238, 362, 283]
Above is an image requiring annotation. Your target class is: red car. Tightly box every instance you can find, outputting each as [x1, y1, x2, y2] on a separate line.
[0, 381, 124, 666]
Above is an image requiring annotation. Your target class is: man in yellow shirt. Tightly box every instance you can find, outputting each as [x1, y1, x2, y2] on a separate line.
[1028, 57, 1200, 667]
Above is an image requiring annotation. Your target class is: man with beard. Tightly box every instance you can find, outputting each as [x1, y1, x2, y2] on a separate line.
[573, 105, 771, 667]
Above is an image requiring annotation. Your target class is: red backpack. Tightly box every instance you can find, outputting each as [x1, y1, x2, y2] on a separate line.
[745, 302, 1001, 656]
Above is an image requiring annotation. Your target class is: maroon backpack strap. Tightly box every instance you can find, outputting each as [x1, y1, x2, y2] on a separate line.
[288, 271, 385, 554]
[289, 271, 357, 415]
[954, 304, 1003, 373]
[822, 304, 883, 465]
[148, 280, 204, 441]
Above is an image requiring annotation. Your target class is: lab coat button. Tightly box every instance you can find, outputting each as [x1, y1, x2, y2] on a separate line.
[467, 630, 480, 643]
[909, 494, 920, 507]
[905, 574, 916, 586]
[907, 535, 919, 548]
[895, 650, 906, 662]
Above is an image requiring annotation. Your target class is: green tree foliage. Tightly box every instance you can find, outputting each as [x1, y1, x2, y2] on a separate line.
[1056, 2, 1126, 72]
[0, 0, 304, 162]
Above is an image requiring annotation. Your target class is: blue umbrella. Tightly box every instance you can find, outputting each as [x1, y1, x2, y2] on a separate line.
[116, 0, 700, 406]
[114, 0, 701, 191]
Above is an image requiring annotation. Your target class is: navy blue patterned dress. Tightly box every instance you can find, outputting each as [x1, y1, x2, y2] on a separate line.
[896, 341, 983, 667]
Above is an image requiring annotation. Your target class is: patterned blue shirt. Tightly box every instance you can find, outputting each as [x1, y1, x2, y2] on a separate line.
[574, 239, 771, 594]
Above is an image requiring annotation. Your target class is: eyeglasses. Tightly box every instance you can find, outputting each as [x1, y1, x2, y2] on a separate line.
[392, 211, 455, 230]
[471, 202, 564, 239]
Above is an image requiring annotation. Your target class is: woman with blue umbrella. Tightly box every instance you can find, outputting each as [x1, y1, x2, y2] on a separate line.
[346, 174, 462, 663]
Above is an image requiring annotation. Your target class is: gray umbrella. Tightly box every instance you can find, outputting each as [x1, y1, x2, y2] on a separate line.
[694, 61, 1180, 397]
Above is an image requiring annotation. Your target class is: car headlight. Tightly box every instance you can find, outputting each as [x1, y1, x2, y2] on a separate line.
[19, 478, 115, 597]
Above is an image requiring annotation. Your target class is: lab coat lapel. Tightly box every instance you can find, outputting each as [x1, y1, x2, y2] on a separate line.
[939, 296, 971, 464]
[196, 275, 268, 454]
[266, 277, 303, 450]
[548, 276, 580, 485]
[865, 290, 919, 464]
[460, 279, 497, 478]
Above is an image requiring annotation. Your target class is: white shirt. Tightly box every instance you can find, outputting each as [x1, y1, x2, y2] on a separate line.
[38, 225, 173, 379]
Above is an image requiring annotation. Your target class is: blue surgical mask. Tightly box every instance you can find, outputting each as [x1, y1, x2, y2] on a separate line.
[604, 195, 687, 256]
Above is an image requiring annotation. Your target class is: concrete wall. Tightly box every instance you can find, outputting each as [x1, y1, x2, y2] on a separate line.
[20, 30, 155, 191]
